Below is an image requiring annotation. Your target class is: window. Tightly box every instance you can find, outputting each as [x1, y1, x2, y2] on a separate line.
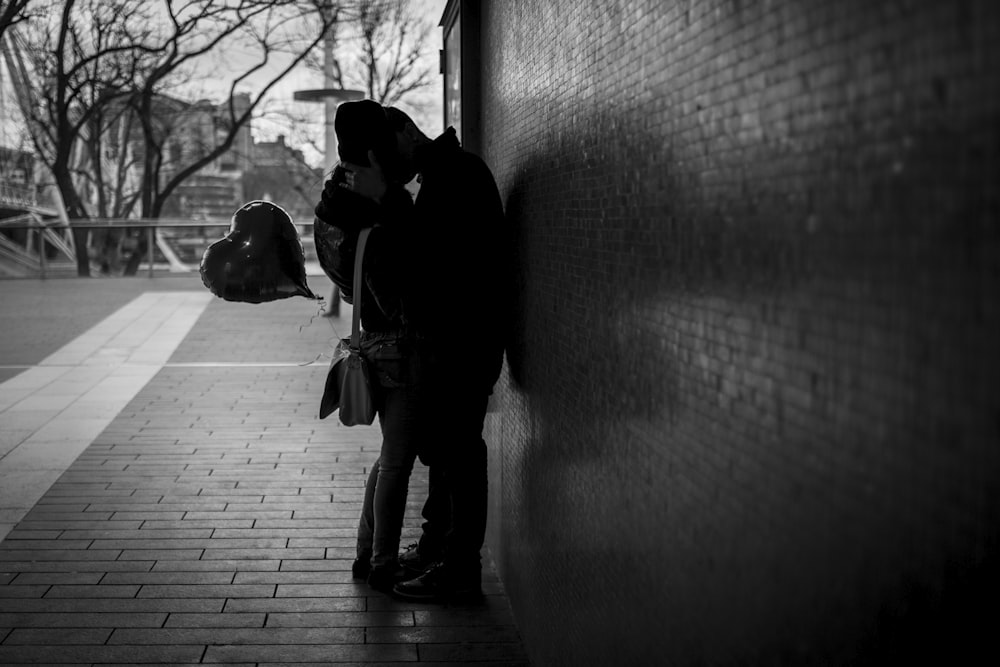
[443, 13, 462, 139]
[440, 0, 481, 155]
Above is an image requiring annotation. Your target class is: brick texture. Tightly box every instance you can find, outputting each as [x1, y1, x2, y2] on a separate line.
[0, 278, 528, 664]
[478, 1, 1000, 665]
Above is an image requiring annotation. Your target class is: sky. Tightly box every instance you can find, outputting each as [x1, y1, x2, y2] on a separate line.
[0, 0, 448, 168]
[242, 0, 448, 168]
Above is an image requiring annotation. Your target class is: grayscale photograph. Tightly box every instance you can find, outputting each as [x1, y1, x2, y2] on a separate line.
[1, 1, 998, 665]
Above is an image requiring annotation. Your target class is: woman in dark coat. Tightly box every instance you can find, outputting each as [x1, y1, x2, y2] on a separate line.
[313, 100, 426, 592]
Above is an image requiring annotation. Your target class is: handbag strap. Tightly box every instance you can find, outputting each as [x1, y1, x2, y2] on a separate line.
[350, 227, 372, 349]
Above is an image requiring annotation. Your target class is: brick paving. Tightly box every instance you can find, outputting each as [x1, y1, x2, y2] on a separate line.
[0, 276, 529, 666]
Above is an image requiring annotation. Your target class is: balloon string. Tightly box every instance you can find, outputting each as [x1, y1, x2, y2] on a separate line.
[297, 297, 344, 367]
[298, 298, 326, 334]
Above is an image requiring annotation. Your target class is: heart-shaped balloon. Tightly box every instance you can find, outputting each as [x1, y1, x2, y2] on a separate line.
[200, 200, 317, 304]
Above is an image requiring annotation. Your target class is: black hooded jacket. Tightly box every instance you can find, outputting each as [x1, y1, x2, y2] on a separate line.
[313, 168, 413, 334]
[406, 128, 507, 391]
[314, 127, 507, 391]
[313, 98, 413, 334]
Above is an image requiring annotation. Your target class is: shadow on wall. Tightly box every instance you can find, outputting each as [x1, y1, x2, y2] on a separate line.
[498, 153, 703, 663]
[490, 101, 1000, 665]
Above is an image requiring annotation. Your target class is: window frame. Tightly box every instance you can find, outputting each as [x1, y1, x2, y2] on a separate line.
[439, 0, 481, 155]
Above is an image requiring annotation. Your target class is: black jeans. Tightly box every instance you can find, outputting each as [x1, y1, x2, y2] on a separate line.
[428, 390, 489, 574]
[358, 387, 489, 575]
[363, 384, 424, 569]
[355, 332, 427, 570]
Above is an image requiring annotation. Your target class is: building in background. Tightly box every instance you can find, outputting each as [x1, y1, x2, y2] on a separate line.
[0, 41, 60, 276]
[0, 34, 48, 219]
[157, 95, 322, 225]
[159, 93, 252, 221]
[0, 145, 34, 212]
[244, 134, 323, 225]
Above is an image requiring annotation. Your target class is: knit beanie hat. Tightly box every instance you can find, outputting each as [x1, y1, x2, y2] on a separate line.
[334, 100, 395, 168]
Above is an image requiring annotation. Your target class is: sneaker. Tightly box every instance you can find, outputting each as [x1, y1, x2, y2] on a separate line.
[367, 563, 408, 593]
[351, 551, 372, 579]
[351, 557, 371, 580]
[392, 562, 482, 602]
[398, 543, 440, 575]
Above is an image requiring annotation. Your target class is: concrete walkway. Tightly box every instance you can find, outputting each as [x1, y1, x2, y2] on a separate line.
[0, 275, 529, 666]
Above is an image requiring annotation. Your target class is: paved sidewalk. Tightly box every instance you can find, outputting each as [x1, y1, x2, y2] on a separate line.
[0, 276, 529, 666]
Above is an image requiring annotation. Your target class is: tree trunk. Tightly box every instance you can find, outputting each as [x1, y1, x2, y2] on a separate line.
[53, 169, 91, 277]
[124, 100, 159, 278]
[122, 231, 146, 276]
[71, 227, 90, 276]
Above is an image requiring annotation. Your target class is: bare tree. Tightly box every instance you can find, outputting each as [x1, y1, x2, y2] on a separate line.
[303, 0, 435, 106]
[78, 100, 144, 273]
[11, 0, 338, 275]
[353, 0, 434, 106]
[117, 0, 338, 274]
[0, 0, 32, 44]
[11, 0, 154, 275]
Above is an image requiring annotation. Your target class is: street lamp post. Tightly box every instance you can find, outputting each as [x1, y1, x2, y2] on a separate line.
[294, 21, 363, 316]
[293, 19, 364, 174]
[293, 83, 366, 173]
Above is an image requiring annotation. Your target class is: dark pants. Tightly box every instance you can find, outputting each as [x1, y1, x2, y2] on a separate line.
[358, 388, 490, 575]
[353, 332, 427, 569]
[429, 391, 489, 573]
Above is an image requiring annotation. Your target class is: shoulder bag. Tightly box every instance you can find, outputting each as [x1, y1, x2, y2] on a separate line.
[319, 227, 377, 425]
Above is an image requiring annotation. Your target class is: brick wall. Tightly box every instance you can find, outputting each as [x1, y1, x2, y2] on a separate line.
[477, 1, 1000, 664]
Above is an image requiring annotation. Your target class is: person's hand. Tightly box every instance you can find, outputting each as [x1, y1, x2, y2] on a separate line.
[340, 151, 387, 203]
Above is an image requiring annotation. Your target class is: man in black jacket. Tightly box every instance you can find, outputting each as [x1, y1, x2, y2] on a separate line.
[339, 106, 507, 601]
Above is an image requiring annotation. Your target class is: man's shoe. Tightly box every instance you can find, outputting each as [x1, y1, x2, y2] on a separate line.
[351, 557, 371, 580]
[392, 562, 482, 602]
[367, 564, 407, 593]
[398, 543, 440, 575]
[351, 551, 372, 579]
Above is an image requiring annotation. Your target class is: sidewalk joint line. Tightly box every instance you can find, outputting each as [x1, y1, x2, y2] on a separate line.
[164, 362, 323, 368]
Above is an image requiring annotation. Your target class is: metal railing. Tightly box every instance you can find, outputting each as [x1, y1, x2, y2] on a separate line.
[0, 217, 316, 279]
[0, 181, 37, 207]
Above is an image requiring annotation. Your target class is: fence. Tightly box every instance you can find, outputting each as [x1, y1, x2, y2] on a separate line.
[0, 217, 318, 279]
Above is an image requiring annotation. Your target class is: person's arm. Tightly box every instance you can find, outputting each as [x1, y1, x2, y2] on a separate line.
[339, 151, 388, 204]
[313, 221, 357, 304]
[313, 166, 378, 303]
[337, 149, 413, 228]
